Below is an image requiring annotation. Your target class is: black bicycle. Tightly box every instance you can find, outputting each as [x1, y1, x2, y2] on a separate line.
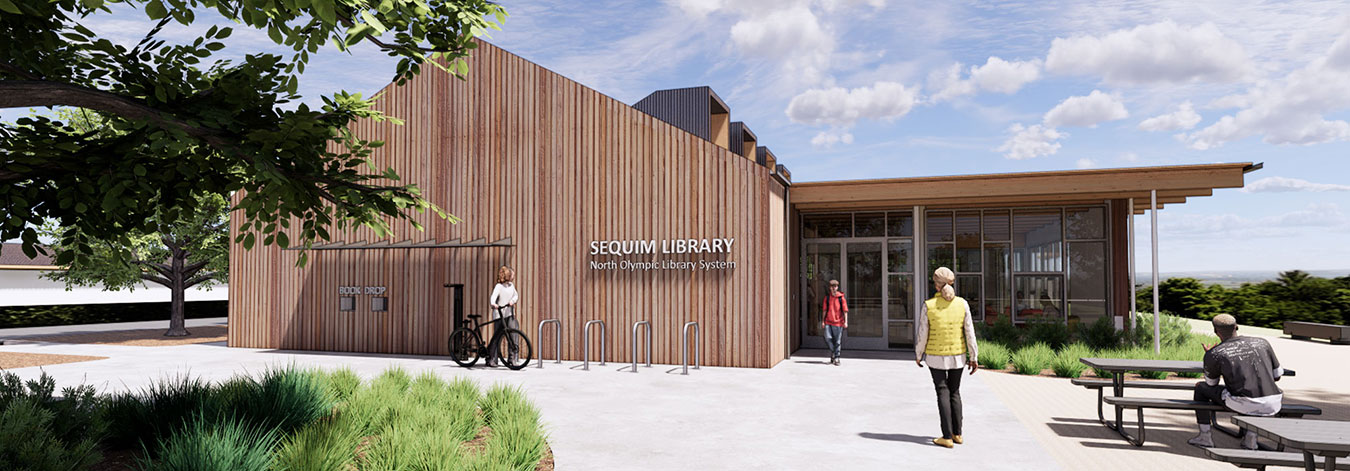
[448, 308, 532, 370]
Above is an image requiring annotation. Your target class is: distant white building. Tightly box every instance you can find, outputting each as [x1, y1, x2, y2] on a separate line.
[0, 243, 227, 307]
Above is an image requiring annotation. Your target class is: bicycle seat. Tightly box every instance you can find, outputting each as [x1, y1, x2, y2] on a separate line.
[467, 314, 482, 320]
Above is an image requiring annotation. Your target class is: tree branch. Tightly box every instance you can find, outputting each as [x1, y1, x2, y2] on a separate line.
[140, 273, 171, 287]
[133, 260, 173, 278]
[0, 61, 41, 81]
[0, 81, 239, 152]
[182, 259, 209, 277]
[184, 271, 217, 288]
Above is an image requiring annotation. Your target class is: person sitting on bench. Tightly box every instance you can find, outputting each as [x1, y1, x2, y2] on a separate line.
[1189, 314, 1284, 450]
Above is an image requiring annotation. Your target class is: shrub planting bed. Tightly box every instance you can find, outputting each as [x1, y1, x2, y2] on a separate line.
[976, 313, 1220, 380]
[0, 366, 550, 471]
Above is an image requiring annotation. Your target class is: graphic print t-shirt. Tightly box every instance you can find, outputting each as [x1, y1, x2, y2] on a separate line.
[1204, 335, 1282, 404]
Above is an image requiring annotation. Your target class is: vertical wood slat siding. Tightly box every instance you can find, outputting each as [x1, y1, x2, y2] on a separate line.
[228, 41, 780, 367]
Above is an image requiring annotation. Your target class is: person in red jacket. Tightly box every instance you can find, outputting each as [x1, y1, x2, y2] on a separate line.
[821, 279, 849, 365]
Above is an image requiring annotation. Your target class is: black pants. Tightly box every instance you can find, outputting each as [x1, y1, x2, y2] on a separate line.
[930, 367, 964, 439]
[1194, 381, 1226, 424]
[487, 315, 520, 365]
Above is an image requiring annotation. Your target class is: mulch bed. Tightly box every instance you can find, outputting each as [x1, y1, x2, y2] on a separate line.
[0, 351, 107, 369]
[987, 367, 1201, 382]
[18, 326, 227, 347]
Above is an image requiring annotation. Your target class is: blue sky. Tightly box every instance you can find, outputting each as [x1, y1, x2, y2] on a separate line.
[10, 0, 1350, 273]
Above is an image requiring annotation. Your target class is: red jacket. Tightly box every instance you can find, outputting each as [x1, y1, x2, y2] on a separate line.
[822, 292, 848, 327]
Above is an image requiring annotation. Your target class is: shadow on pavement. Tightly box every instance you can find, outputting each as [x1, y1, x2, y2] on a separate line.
[858, 432, 936, 446]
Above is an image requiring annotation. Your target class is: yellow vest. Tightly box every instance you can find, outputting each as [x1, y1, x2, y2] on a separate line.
[925, 295, 968, 356]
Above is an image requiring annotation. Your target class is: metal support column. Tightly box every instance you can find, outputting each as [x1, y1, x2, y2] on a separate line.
[1151, 189, 1160, 354]
[1128, 198, 1136, 331]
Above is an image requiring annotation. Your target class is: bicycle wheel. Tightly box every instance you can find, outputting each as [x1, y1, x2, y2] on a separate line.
[496, 329, 533, 370]
[448, 328, 482, 368]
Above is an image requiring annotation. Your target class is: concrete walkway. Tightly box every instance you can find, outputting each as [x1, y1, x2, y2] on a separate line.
[981, 319, 1350, 471]
[0, 335, 1059, 470]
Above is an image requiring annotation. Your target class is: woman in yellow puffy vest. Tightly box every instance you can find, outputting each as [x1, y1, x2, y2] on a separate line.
[915, 267, 979, 449]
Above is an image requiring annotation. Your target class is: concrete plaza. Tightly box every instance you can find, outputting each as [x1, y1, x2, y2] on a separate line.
[4, 318, 1345, 470]
[3, 319, 1056, 470]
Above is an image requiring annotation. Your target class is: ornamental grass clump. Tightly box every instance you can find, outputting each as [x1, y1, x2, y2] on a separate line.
[1122, 347, 1170, 379]
[271, 418, 360, 471]
[481, 386, 548, 471]
[138, 415, 278, 471]
[977, 341, 1011, 370]
[103, 374, 222, 451]
[1011, 343, 1055, 375]
[223, 366, 334, 437]
[322, 367, 362, 403]
[1051, 343, 1092, 378]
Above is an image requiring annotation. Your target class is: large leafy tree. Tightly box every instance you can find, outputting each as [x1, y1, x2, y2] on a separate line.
[42, 193, 229, 336]
[0, 0, 499, 267]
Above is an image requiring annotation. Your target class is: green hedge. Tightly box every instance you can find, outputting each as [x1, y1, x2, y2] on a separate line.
[0, 301, 226, 329]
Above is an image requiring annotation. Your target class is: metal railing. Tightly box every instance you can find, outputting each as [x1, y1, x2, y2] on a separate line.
[631, 320, 651, 373]
[583, 320, 606, 370]
[681, 321, 700, 375]
[536, 319, 561, 369]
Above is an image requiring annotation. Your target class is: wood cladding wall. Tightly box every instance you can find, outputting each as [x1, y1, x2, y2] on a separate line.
[228, 41, 786, 368]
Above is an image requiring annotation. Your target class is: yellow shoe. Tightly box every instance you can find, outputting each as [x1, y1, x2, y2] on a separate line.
[932, 438, 954, 448]
[952, 435, 964, 444]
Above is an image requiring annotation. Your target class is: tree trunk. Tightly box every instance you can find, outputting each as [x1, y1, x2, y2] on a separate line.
[165, 248, 190, 337]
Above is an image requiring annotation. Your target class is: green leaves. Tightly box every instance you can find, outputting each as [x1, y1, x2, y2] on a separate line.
[2, 0, 497, 269]
[144, 0, 167, 19]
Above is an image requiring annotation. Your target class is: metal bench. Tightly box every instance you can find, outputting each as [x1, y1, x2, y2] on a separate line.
[1101, 396, 1322, 447]
[1205, 448, 1350, 471]
[1072, 378, 1197, 425]
[1285, 321, 1350, 345]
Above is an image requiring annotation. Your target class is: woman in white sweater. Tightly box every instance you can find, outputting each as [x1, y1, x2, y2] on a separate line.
[487, 265, 520, 367]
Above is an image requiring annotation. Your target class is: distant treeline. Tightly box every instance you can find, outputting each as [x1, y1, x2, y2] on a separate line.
[0, 301, 226, 329]
[1137, 270, 1350, 329]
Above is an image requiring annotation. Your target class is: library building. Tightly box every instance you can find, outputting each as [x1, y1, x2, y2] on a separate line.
[228, 41, 1260, 368]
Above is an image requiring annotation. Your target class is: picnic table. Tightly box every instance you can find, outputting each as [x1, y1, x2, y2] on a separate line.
[1234, 416, 1350, 471]
[1080, 358, 1204, 444]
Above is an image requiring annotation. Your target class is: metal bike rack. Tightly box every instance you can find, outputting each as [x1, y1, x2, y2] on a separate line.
[681, 321, 700, 375]
[536, 319, 562, 369]
[583, 320, 606, 370]
[631, 320, 652, 373]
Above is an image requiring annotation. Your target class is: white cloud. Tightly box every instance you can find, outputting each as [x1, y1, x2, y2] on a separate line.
[1076, 158, 1097, 169]
[1159, 203, 1349, 239]
[998, 124, 1065, 160]
[730, 6, 834, 84]
[1184, 30, 1350, 149]
[928, 56, 1041, 102]
[1120, 152, 1140, 162]
[1045, 21, 1252, 86]
[1043, 90, 1129, 128]
[1138, 102, 1202, 131]
[786, 81, 918, 127]
[1243, 177, 1350, 193]
[811, 129, 855, 148]
[673, 0, 723, 17]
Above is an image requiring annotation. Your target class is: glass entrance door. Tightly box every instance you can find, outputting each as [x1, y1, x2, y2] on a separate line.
[800, 239, 890, 350]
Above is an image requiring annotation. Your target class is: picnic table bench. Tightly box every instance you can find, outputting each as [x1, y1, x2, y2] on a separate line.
[1102, 396, 1322, 447]
[1071, 378, 1196, 425]
[1205, 448, 1350, 471]
[1079, 357, 1314, 447]
[1285, 321, 1350, 345]
[1230, 416, 1350, 471]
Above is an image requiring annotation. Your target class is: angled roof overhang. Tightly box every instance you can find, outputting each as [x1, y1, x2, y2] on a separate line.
[790, 162, 1259, 214]
[283, 237, 514, 251]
